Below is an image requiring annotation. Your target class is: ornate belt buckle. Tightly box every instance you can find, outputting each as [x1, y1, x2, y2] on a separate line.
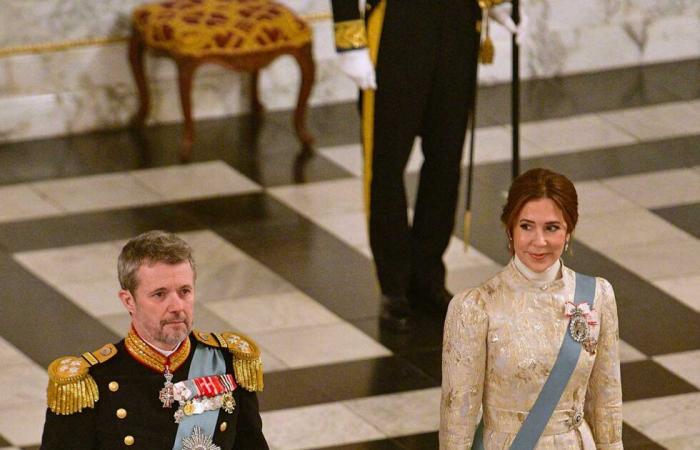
[568, 409, 584, 429]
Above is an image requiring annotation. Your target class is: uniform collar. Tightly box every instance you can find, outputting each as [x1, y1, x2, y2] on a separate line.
[124, 327, 191, 373]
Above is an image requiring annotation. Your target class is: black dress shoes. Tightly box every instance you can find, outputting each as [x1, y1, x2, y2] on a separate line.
[380, 295, 415, 333]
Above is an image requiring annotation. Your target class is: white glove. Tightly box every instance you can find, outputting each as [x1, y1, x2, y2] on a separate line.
[489, 3, 529, 45]
[337, 48, 377, 90]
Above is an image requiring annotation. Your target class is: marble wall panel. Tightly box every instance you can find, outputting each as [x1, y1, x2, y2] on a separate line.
[0, 0, 698, 143]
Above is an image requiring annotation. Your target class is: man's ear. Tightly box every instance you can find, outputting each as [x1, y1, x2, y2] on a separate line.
[119, 289, 136, 315]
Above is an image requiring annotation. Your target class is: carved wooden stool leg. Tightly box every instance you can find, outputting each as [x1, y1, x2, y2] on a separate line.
[176, 58, 198, 162]
[291, 43, 315, 150]
[128, 30, 149, 128]
[250, 71, 264, 116]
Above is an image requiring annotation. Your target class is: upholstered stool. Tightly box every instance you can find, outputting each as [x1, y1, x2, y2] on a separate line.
[129, 0, 314, 160]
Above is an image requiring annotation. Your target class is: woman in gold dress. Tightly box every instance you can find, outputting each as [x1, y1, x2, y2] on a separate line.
[440, 168, 623, 449]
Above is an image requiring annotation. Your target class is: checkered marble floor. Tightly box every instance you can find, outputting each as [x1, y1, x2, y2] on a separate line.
[0, 59, 699, 450]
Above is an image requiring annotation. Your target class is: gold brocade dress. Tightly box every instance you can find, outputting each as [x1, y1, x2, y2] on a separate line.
[440, 260, 623, 450]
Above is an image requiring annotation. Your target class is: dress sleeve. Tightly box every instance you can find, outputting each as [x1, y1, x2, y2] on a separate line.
[440, 289, 489, 450]
[584, 278, 623, 450]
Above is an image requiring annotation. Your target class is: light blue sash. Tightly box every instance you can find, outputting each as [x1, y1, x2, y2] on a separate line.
[472, 272, 596, 450]
[172, 344, 226, 450]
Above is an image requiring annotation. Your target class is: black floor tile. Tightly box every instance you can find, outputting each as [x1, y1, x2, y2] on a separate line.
[393, 431, 439, 450]
[0, 434, 10, 446]
[621, 360, 698, 402]
[622, 422, 667, 450]
[643, 58, 700, 101]
[0, 252, 118, 368]
[652, 203, 700, 239]
[260, 356, 436, 411]
[182, 195, 381, 321]
[21, 446, 41, 450]
[401, 349, 442, 383]
[351, 315, 445, 356]
[315, 439, 404, 450]
[0, 204, 205, 252]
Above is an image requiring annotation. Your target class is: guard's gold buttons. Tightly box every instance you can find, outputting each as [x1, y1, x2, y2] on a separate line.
[124, 435, 134, 446]
[220, 421, 228, 432]
[108, 381, 119, 392]
[116, 408, 127, 419]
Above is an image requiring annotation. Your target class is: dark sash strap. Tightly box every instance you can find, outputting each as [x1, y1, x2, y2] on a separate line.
[472, 272, 596, 450]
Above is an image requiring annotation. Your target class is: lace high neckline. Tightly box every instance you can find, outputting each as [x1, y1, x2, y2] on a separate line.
[513, 255, 561, 286]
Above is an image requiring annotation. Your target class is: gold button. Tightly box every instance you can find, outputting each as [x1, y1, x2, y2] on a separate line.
[220, 421, 228, 432]
[108, 381, 119, 392]
[124, 435, 134, 446]
[116, 408, 127, 419]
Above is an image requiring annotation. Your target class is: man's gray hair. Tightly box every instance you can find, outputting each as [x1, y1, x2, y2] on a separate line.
[118, 230, 196, 293]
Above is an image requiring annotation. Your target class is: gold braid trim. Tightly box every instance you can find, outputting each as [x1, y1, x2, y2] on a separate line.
[124, 328, 191, 373]
[47, 356, 99, 415]
[220, 332, 264, 392]
[334, 20, 368, 50]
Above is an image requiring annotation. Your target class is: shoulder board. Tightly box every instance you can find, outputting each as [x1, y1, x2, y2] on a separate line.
[193, 329, 226, 348]
[219, 331, 264, 392]
[46, 343, 115, 415]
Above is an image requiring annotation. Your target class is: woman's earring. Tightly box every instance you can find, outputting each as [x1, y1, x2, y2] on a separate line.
[507, 234, 513, 251]
[564, 238, 570, 253]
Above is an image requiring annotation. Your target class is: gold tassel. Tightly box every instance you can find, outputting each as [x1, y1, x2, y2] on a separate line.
[221, 332, 264, 392]
[46, 356, 99, 415]
[479, 35, 494, 64]
[463, 210, 472, 251]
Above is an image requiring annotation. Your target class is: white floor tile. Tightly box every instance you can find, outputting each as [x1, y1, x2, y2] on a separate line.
[205, 291, 341, 334]
[574, 207, 691, 250]
[623, 392, 700, 443]
[653, 274, 700, 313]
[55, 278, 125, 317]
[618, 340, 647, 363]
[521, 114, 636, 155]
[447, 263, 503, 295]
[196, 259, 296, 303]
[99, 312, 131, 336]
[179, 230, 250, 266]
[269, 178, 364, 218]
[0, 399, 46, 446]
[344, 388, 441, 437]
[14, 241, 122, 285]
[602, 168, 700, 209]
[0, 363, 46, 408]
[313, 211, 368, 248]
[658, 433, 700, 450]
[443, 237, 498, 271]
[318, 143, 363, 177]
[653, 350, 700, 389]
[130, 160, 260, 202]
[255, 322, 391, 369]
[30, 172, 161, 213]
[600, 101, 700, 141]
[0, 184, 62, 223]
[606, 239, 700, 281]
[262, 403, 384, 450]
[0, 337, 39, 367]
[574, 180, 638, 216]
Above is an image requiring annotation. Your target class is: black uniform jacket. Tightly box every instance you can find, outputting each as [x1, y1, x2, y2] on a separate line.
[41, 332, 269, 450]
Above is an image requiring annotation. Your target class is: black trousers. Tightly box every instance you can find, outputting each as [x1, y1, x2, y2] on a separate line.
[365, 0, 480, 297]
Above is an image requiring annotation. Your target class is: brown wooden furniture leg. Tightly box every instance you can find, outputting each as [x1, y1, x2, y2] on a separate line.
[176, 58, 198, 161]
[250, 71, 264, 116]
[291, 43, 315, 149]
[129, 31, 149, 128]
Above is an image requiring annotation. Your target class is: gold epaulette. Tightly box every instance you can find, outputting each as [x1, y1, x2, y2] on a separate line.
[46, 343, 117, 415]
[334, 19, 368, 51]
[194, 330, 264, 392]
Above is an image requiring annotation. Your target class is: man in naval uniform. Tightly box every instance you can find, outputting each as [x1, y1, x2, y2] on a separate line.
[41, 230, 269, 450]
[330, 0, 524, 331]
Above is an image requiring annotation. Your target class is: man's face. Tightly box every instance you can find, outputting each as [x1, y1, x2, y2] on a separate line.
[119, 261, 195, 350]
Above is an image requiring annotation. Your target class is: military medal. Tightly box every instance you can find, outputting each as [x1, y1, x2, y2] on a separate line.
[172, 374, 238, 422]
[182, 425, 221, 450]
[564, 301, 599, 353]
[159, 366, 175, 408]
